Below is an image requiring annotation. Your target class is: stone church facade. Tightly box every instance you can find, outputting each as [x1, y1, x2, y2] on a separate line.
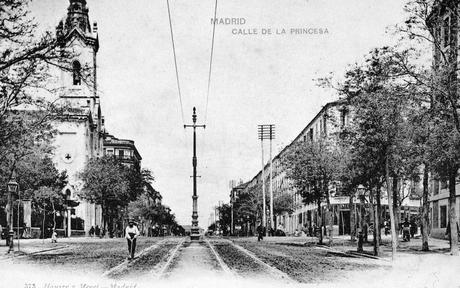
[51, 0, 104, 236]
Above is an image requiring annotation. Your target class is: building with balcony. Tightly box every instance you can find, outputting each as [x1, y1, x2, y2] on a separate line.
[103, 133, 142, 168]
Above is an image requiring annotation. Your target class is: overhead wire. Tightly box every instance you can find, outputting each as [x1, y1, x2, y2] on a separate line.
[166, 0, 186, 126]
[165, 0, 219, 179]
[204, 0, 218, 125]
[200, 0, 218, 171]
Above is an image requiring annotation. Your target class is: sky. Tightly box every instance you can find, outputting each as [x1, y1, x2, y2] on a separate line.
[30, 0, 408, 226]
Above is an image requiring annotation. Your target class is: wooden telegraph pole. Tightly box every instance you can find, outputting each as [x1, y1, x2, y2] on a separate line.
[185, 107, 206, 240]
[258, 124, 275, 235]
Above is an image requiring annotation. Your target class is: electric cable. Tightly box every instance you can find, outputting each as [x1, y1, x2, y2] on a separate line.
[166, 0, 186, 126]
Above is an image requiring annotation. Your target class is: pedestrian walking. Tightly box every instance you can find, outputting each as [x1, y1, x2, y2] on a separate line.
[51, 229, 58, 243]
[125, 219, 140, 260]
[402, 218, 410, 242]
[257, 223, 264, 242]
[89, 226, 95, 237]
[410, 219, 417, 238]
[384, 220, 389, 236]
[95, 225, 100, 237]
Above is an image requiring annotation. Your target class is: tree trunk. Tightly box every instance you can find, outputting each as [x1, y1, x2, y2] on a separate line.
[42, 206, 46, 241]
[109, 206, 114, 238]
[369, 187, 375, 244]
[326, 191, 333, 246]
[357, 195, 365, 252]
[102, 204, 107, 234]
[386, 157, 397, 260]
[392, 176, 400, 244]
[448, 167, 459, 255]
[51, 201, 56, 230]
[421, 164, 430, 251]
[373, 187, 381, 256]
[376, 186, 382, 243]
[350, 192, 356, 241]
[317, 199, 323, 245]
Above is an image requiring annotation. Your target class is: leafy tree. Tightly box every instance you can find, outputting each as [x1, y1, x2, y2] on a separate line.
[273, 193, 294, 215]
[337, 47, 420, 256]
[129, 197, 181, 236]
[234, 185, 261, 230]
[79, 156, 132, 233]
[0, 139, 66, 235]
[282, 137, 341, 245]
[216, 204, 232, 235]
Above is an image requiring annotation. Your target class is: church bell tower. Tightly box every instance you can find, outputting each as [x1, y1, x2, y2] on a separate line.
[56, 0, 100, 117]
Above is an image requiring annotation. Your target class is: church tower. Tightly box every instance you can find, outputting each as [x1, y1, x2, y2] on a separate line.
[52, 0, 104, 236]
[56, 0, 100, 116]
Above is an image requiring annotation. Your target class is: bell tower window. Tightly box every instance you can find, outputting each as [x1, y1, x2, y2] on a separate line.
[72, 60, 82, 85]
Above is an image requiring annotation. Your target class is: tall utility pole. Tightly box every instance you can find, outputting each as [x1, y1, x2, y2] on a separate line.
[258, 124, 275, 235]
[269, 125, 275, 233]
[259, 128, 266, 233]
[184, 107, 206, 240]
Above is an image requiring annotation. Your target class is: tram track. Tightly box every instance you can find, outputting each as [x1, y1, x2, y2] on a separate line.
[104, 237, 297, 283]
[155, 237, 233, 279]
[103, 237, 184, 278]
[154, 237, 185, 279]
[208, 238, 297, 283]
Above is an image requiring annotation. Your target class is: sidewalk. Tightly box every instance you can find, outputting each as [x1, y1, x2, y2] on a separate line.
[0, 236, 128, 257]
[230, 234, 453, 257]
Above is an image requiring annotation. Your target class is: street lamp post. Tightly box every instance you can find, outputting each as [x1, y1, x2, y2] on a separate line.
[184, 107, 205, 241]
[7, 175, 19, 254]
[17, 186, 20, 252]
[357, 184, 366, 253]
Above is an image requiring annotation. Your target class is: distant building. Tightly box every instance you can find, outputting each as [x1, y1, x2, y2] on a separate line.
[103, 133, 142, 168]
[145, 182, 162, 205]
[426, 1, 460, 238]
[230, 182, 248, 203]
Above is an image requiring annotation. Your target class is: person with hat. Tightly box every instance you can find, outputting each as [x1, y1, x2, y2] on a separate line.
[125, 219, 140, 260]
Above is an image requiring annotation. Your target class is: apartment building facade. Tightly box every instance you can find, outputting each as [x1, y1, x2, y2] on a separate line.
[238, 100, 420, 236]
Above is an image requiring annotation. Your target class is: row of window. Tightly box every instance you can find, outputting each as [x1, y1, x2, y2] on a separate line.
[104, 148, 133, 158]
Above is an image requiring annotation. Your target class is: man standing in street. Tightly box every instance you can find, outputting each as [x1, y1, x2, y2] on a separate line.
[125, 219, 140, 260]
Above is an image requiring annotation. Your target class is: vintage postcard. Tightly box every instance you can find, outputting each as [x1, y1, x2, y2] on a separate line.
[1, 0, 459, 287]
